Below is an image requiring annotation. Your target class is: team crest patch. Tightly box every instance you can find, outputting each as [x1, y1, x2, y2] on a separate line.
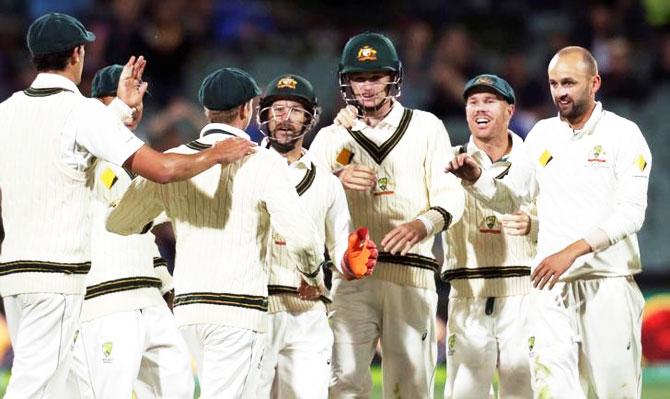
[357, 45, 377, 62]
[102, 341, 113, 363]
[538, 150, 553, 167]
[373, 176, 395, 196]
[447, 334, 456, 356]
[276, 76, 298, 89]
[273, 232, 286, 246]
[479, 215, 502, 234]
[587, 145, 607, 164]
[636, 154, 648, 172]
[475, 76, 494, 86]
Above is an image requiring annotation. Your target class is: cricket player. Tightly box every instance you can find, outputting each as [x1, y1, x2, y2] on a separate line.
[68, 64, 194, 398]
[106, 67, 326, 398]
[309, 32, 465, 398]
[447, 46, 650, 398]
[441, 74, 536, 399]
[255, 74, 378, 398]
[0, 13, 252, 398]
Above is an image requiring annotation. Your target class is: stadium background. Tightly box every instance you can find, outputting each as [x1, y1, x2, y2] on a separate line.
[0, 0, 668, 396]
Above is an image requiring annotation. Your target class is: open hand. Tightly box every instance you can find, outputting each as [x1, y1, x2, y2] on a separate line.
[381, 220, 427, 256]
[117, 55, 149, 108]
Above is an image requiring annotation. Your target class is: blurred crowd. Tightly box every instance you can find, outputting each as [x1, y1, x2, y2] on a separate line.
[1, 0, 669, 142]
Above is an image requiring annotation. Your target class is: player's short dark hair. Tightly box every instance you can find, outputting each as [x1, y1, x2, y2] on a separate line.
[31, 47, 75, 72]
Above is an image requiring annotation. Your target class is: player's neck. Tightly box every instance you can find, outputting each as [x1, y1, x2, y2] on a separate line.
[285, 147, 303, 164]
[42, 68, 80, 85]
[474, 131, 512, 163]
[362, 100, 394, 128]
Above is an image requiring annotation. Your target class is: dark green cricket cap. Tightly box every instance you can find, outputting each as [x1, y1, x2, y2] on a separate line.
[198, 67, 261, 111]
[91, 64, 123, 98]
[27, 12, 96, 56]
[463, 74, 516, 104]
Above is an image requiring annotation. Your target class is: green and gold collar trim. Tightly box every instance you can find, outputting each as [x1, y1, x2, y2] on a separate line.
[23, 87, 73, 97]
[295, 163, 316, 196]
[346, 108, 413, 164]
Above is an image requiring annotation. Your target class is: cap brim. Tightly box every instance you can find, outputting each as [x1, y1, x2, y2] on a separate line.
[83, 30, 96, 43]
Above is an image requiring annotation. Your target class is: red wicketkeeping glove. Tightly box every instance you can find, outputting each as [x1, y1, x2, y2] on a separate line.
[342, 227, 378, 280]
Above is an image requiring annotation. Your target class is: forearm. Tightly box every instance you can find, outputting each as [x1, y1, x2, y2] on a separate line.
[561, 239, 593, 261]
[126, 146, 220, 184]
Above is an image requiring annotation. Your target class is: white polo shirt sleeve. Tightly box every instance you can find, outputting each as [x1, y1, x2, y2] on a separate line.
[587, 121, 651, 251]
[71, 98, 144, 168]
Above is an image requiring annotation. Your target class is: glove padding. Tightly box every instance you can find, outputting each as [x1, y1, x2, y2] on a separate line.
[342, 227, 378, 280]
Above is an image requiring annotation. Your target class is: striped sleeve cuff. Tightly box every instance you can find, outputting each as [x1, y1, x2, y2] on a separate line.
[420, 207, 453, 233]
[153, 257, 174, 294]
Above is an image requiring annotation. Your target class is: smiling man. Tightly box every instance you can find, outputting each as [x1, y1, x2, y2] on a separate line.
[447, 46, 651, 398]
[441, 74, 536, 399]
[309, 32, 464, 398]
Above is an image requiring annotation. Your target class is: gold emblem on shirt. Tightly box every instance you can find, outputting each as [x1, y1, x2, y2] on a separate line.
[272, 232, 286, 246]
[373, 176, 395, 196]
[336, 148, 354, 165]
[587, 145, 607, 164]
[100, 167, 118, 190]
[538, 150, 553, 167]
[479, 215, 502, 234]
[636, 154, 648, 172]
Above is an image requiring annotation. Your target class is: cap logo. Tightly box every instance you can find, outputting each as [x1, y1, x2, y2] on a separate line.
[276, 76, 298, 89]
[475, 76, 494, 86]
[357, 45, 377, 62]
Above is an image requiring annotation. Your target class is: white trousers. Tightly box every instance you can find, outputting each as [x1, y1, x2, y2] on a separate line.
[329, 277, 438, 399]
[444, 294, 533, 399]
[68, 305, 194, 398]
[180, 324, 264, 399]
[3, 293, 83, 399]
[528, 276, 644, 399]
[257, 309, 333, 399]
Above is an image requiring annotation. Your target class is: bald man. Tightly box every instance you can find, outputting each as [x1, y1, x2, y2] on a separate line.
[447, 46, 650, 398]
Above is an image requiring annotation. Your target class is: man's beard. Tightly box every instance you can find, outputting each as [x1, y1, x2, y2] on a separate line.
[556, 95, 589, 123]
[269, 126, 302, 153]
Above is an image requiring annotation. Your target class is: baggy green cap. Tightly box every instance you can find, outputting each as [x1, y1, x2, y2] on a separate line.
[463, 74, 516, 104]
[198, 67, 261, 111]
[27, 12, 96, 56]
[91, 64, 123, 98]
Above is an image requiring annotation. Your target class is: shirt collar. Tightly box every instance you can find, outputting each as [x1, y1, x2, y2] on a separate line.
[466, 130, 521, 167]
[267, 145, 312, 170]
[31, 73, 81, 95]
[198, 122, 250, 140]
[291, 149, 313, 170]
[561, 101, 604, 136]
[376, 101, 405, 130]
